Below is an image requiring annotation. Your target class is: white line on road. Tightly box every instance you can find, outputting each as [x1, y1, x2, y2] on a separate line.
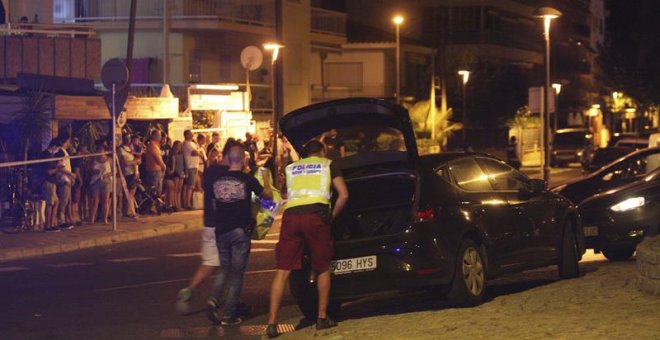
[252, 239, 278, 244]
[95, 269, 276, 293]
[166, 252, 201, 258]
[0, 266, 30, 273]
[107, 257, 156, 263]
[45, 262, 92, 268]
[251, 248, 274, 252]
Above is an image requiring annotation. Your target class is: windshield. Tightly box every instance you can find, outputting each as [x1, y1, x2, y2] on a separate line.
[310, 125, 406, 161]
[554, 131, 589, 146]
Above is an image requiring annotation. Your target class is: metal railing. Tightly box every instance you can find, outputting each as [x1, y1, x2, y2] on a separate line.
[54, 0, 275, 27]
[0, 22, 95, 37]
[311, 7, 346, 36]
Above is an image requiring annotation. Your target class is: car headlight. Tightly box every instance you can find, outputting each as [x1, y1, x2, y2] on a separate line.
[610, 197, 646, 212]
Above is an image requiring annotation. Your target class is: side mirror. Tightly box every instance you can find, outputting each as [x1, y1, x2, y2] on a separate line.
[529, 179, 547, 192]
[519, 179, 546, 200]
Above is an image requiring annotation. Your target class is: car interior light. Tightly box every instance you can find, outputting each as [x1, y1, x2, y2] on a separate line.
[610, 197, 645, 212]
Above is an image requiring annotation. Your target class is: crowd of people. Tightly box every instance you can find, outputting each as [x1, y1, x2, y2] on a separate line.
[32, 129, 298, 232]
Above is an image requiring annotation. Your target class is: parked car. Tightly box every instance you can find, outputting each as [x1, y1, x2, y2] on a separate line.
[280, 98, 585, 319]
[551, 128, 594, 168]
[581, 146, 634, 174]
[614, 138, 649, 149]
[578, 167, 660, 261]
[552, 147, 660, 204]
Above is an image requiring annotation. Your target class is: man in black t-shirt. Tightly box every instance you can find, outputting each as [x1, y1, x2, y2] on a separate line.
[321, 129, 345, 160]
[205, 141, 272, 326]
[41, 140, 61, 232]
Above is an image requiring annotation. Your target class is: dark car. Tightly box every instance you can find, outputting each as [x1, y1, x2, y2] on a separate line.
[551, 128, 594, 168]
[578, 168, 660, 261]
[582, 146, 634, 174]
[552, 147, 660, 204]
[280, 98, 584, 319]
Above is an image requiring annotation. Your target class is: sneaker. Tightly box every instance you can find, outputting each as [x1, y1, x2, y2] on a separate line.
[59, 223, 74, 230]
[220, 316, 242, 326]
[176, 288, 192, 315]
[206, 297, 220, 324]
[315, 317, 338, 330]
[44, 227, 61, 233]
[266, 324, 279, 338]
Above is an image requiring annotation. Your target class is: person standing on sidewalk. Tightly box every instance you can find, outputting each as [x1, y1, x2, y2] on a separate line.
[41, 140, 61, 232]
[506, 136, 521, 170]
[266, 140, 349, 337]
[182, 130, 200, 209]
[54, 133, 76, 230]
[145, 130, 166, 198]
[206, 141, 273, 326]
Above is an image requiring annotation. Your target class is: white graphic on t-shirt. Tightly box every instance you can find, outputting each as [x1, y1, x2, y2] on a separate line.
[213, 177, 246, 203]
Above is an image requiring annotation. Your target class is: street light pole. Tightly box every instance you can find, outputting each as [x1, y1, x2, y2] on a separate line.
[458, 70, 470, 146]
[535, 7, 561, 183]
[393, 15, 404, 103]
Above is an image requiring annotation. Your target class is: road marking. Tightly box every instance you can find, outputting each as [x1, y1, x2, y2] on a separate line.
[107, 257, 156, 263]
[0, 266, 30, 273]
[45, 262, 91, 268]
[252, 239, 278, 244]
[251, 248, 273, 252]
[166, 252, 201, 258]
[95, 269, 276, 293]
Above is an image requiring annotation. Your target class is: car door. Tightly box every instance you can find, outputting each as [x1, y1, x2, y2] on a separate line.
[474, 157, 543, 264]
[446, 157, 520, 270]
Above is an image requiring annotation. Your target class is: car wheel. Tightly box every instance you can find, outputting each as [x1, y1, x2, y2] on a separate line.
[602, 247, 635, 261]
[448, 239, 486, 306]
[558, 220, 580, 279]
[295, 297, 341, 322]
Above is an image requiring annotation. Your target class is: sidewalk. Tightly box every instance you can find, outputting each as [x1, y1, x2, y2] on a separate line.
[0, 210, 203, 263]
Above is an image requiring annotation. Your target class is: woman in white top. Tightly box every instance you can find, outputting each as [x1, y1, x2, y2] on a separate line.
[89, 144, 112, 224]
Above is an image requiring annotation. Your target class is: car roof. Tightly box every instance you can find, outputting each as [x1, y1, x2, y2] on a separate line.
[419, 152, 494, 167]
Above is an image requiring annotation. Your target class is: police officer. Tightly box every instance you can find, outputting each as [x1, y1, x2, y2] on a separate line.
[266, 140, 349, 338]
[507, 136, 521, 170]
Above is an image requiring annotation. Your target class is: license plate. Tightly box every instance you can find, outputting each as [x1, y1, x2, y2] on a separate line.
[331, 255, 377, 275]
[584, 226, 599, 237]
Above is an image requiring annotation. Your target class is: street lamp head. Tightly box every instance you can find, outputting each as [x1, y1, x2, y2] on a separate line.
[534, 7, 562, 36]
[534, 7, 562, 20]
[458, 70, 470, 84]
[393, 15, 404, 25]
[552, 83, 562, 95]
[263, 43, 285, 62]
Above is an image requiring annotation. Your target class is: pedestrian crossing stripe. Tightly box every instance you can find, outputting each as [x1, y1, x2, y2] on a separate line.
[107, 256, 156, 263]
[45, 262, 91, 268]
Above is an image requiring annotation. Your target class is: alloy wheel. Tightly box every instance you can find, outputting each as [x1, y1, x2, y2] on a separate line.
[462, 247, 485, 296]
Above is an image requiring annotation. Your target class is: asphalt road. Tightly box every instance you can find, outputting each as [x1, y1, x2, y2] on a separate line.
[0, 167, 585, 339]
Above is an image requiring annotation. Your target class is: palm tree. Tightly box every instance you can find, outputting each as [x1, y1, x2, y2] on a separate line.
[75, 121, 107, 152]
[15, 89, 52, 161]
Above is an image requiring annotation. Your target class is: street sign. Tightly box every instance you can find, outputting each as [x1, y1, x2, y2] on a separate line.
[529, 87, 556, 113]
[103, 90, 129, 118]
[101, 58, 129, 91]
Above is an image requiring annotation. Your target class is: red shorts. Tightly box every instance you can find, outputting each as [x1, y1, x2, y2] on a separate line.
[276, 211, 333, 273]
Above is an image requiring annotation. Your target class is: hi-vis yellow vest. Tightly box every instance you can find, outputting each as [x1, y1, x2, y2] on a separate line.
[285, 156, 332, 210]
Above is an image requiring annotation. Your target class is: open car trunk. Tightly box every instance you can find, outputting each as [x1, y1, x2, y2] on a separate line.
[332, 170, 418, 241]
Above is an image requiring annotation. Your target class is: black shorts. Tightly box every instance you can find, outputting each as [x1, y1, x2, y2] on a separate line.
[125, 174, 137, 190]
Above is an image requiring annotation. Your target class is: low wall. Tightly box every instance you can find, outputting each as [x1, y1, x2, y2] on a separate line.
[637, 236, 660, 295]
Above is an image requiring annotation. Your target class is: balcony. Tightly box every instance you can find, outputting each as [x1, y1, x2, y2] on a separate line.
[311, 7, 346, 37]
[54, 0, 275, 28]
[0, 24, 100, 81]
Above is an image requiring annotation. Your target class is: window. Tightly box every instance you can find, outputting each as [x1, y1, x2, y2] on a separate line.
[476, 158, 529, 191]
[435, 166, 451, 183]
[448, 157, 492, 192]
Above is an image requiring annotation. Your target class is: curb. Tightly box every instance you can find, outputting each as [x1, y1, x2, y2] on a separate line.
[0, 220, 203, 263]
[636, 236, 660, 295]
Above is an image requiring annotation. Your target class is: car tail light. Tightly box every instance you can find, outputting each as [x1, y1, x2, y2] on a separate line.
[416, 208, 435, 222]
